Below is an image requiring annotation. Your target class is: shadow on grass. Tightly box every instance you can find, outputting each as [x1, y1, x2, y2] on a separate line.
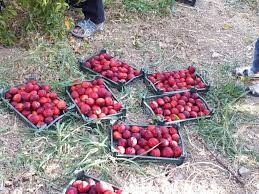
[195, 79, 258, 162]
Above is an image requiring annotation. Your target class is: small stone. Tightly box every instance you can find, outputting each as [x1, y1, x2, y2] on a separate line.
[212, 52, 222, 58]
[4, 180, 12, 187]
[22, 171, 35, 182]
[238, 166, 251, 177]
[244, 144, 254, 151]
[13, 188, 23, 194]
[175, 173, 184, 180]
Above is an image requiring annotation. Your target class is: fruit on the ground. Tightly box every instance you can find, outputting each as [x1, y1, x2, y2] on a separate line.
[66, 187, 78, 194]
[5, 80, 67, 127]
[116, 146, 125, 154]
[95, 181, 113, 193]
[149, 92, 211, 122]
[113, 131, 122, 140]
[137, 148, 147, 155]
[112, 123, 183, 158]
[148, 138, 160, 147]
[125, 147, 136, 155]
[118, 138, 127, 147]
[150, 148, 161, 157]
[67, 178, 125, 194]
[127, 137, 137, 147]
[84, 53, 141, 83]
[161, 147, 174, 157]
[70, 79, 123, 119]
[72, 180, 82, 188]
[78, 181, 90, 193]
[148, 66, 207, 92]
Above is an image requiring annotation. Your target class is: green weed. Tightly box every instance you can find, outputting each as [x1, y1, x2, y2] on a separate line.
[122, 0, 175, 15]
[195, 73, 257, 160]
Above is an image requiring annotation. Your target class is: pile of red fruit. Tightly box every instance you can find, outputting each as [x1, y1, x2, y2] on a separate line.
[5, 80, 67, 127]
[113, 123, 183, 158]
[147, 66, 207, 93]
[149, 92, 211, 122]
[84, 53, 142, 83]
[70, 79, 123, 119]
[66, 178, 126, 194]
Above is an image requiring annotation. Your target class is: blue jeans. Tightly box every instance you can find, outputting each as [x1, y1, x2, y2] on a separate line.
[252, 38, 259, 73]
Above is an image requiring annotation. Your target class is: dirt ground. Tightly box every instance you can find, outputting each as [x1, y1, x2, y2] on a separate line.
[0, 0, 259, 193]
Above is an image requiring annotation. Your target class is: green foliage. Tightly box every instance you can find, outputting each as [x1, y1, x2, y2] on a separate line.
[0, 0, 175, 46]
[0, 4, 17, 46]
[0, 0, 71, 46]
[196, 79, 251, 159]
[122, 0, 174, 14]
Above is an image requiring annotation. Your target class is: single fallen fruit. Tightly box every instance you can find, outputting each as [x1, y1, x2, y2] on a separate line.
[69, 79, 123, 119]
[84, 52, 141, 83]
[149, 91, 211, 122]
[147, 66, 207, 93]
[112, 123, 183, 158]
[5, 80, 67, 127]
[66, 177, 126, 194]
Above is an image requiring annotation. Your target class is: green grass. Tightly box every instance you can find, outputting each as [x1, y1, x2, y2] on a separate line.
[2, 119, 147, 191]
[105, 0, 174, 15]
[1, 34, 259, 193]
[194, 66, 258, 161]
[122, 0, 174, 15]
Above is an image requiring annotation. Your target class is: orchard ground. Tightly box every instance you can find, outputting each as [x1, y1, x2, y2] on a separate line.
[0, 0, 259, 193]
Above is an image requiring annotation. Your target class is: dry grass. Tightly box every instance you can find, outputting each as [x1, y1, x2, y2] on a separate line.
[0, 0, 259, 193]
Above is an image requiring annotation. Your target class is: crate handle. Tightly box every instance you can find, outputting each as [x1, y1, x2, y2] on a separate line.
[200, 70, 210, 85]
[142, 68, 149, 75]
[189, 88, 198, 93]
[25, 74, 38, 81]
[78, 57, 85, 64]
[67, 104, 76, 110]
[36, 124, 48, 133]
[0, 87, 5, 99]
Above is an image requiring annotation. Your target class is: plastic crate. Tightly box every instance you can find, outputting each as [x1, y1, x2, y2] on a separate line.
[62, 170, 122, 194]
[0, 81, 73, 132]
[143, 68, 210, 95]
[79, 49, 144, 92]
[142, 90, 213, 125]
[110, 122, 186, 165]
[66, 77, 127, 124]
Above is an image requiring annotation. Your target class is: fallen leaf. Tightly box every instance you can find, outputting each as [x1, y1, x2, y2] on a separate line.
[223, 23, 233, 30]
[65, 17, 72, 30]
[69, 36, 76, 44]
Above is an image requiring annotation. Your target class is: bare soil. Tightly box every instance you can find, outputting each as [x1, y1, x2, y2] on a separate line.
[0, 0, 258, 193]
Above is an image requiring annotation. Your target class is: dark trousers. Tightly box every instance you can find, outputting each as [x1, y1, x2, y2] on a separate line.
[81, 0, 105, 24]
[69, 0, 105, 24]
[252, 38, 259, 73]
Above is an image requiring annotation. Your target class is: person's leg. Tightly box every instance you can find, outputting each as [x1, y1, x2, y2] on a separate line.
[82, 0, 105, 24]
[251, 38, 259, 73]
[233, 38, 259, 77]
[72, 0, 105, 38]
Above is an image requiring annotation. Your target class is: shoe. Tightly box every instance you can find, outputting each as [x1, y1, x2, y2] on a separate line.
[247, 83, 259, 96]
[232, 66, 259, 78]
[71, 19, 104, 38]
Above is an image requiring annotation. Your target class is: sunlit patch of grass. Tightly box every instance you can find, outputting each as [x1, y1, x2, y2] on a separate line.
[195, 65, 258, 162]
[122, 0, 174, 15]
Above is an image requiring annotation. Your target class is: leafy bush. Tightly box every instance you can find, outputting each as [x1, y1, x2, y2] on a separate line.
[0, 0, 174, 46]
[0, 3, 17, 46]
[0, 0, 72, 46]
